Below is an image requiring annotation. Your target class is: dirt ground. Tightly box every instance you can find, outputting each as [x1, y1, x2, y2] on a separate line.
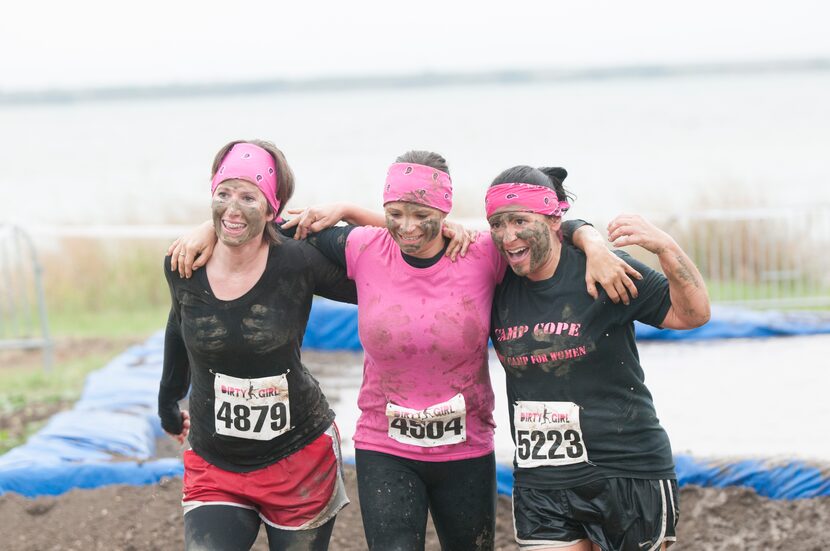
[2, 346, 830, 550]
[1, 458, 829, 550]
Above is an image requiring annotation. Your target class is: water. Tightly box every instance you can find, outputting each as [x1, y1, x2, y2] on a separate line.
[318, 336, 830, 463]
[2, 71, 829, 227]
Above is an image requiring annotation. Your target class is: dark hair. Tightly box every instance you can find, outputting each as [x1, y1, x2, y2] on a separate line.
[489, 165, 573, 205]
[211, 139, 294, 245]
[395, 150, 450, 175]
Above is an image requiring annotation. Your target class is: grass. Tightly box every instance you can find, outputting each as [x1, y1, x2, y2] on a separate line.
[0, 351, 126, 454]
[0, 237, 172, 454]
[705, 280, 830, 307]
[48, 305, 169, 338]
[41, 238, 171, 330]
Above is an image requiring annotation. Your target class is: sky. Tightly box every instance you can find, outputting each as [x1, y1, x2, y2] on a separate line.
[2, 0, 829, 92]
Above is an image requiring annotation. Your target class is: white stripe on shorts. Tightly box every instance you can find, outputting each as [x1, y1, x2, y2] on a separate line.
[641, 479, 671, 551]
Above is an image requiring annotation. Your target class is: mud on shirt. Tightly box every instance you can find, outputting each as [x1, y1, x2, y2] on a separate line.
[491, 245, 674, 489]
[158, 239, 356, 473]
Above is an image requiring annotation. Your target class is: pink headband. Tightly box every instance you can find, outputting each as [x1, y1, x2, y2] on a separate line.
[383, 163, 453, 213]
[211, 143, 280, 215]
[485, 183, 570, 219]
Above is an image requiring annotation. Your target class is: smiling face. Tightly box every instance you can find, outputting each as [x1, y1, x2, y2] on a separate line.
[488, 209, 562, 280]
[383, 201, 446, 258]
[211, 179, 274, 247]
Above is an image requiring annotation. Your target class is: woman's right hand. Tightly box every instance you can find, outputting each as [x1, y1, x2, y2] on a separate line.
[167, 221, 217, 278]
[166, 410, 191, 445]
[442, 220, 477, 261]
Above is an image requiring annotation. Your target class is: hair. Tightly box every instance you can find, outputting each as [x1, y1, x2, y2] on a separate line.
[211, 139, 294, 245]
[395, 150, 450, 175]
[489, 165, 574, 205]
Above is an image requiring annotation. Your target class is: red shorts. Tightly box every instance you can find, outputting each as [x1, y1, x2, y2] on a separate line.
[182, 424, 349, 530]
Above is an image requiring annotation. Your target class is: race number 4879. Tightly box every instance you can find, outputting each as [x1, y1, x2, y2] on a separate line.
[213, 372, 291, 441]
[216, 402, 288, 433]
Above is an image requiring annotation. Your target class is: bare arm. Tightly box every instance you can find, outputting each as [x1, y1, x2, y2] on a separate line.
[167, 220, 216, 278]
[283, 202, 475, 261]
[282, 203, 384, 239]
[607, 214, 710, 329]
[572, 224, 642, 305]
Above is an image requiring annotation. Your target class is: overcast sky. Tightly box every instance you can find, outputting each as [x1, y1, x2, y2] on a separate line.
[2, 0, 829, 91]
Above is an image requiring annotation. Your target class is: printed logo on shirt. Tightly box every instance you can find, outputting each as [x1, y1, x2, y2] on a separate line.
[213, 372, 291, 441]
[496, 346, 588, 368]
[513, 401, 588, 468]
[386, 393, 467, 447]
[494, 320, 581, 342]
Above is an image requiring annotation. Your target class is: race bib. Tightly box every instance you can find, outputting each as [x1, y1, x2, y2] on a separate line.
[513, 401, 587, 468]
[213, 373, 290, 441]
[386, 393, 466, 447]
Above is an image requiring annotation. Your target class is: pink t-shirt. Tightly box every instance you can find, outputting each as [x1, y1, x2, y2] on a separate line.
[345, 226, 507, 461]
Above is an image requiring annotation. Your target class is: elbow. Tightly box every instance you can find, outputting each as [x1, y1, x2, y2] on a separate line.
[665, 301, 711, 330]
[686, 302, 711, 329]
[692, 308, 711, 328]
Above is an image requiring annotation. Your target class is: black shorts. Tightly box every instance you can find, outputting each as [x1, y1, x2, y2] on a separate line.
[513, 477, 678, 551]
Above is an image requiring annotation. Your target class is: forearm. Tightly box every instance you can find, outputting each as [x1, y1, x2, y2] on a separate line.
[658, 242, 710, 328]
[341, 204, 385, 227]
[571, 223, 606, 253]
[158, 311, 190, 433]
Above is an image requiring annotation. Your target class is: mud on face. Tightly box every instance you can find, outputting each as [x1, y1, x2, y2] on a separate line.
[211, 179, 272, 247]
[384, 201, 446, 257]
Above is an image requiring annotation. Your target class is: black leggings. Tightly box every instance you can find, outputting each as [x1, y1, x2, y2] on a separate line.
[184, 504, 336, 551]
[355, 449, 496, 551]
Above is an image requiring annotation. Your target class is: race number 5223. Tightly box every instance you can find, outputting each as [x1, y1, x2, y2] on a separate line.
[513, 401, 587, 468]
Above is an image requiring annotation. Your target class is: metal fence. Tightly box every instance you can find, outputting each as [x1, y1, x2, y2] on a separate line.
[657, 204, 830, 309]
[0, 224, 53, 369]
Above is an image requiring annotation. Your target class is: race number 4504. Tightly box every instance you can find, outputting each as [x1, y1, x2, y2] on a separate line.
[213, 372, 291, 441]
[386, 393, 467, 448]
[513, 401, 587, 468]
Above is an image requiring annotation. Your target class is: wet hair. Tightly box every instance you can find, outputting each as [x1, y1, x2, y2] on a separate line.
[489, 165, 574, 205]
[211, 139, 294, 245]
[395, 150, 450, 175]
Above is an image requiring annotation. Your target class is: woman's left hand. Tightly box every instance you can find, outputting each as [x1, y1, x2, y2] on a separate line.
[607, 213, 674, 256]
[442, 220, 477, 261]
[585, 244, 642, 305]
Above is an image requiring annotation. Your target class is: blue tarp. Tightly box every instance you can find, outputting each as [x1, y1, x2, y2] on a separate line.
[635, 305, 830, 340]
[494, 456, 830, 499]
[2, 305, 830, 498]
[0, 332, 177, 497]
[309, 300, 830, 351]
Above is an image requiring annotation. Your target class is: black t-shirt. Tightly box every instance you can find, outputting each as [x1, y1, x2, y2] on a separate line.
[490, 245, 674, 489]
[158, 238, 357, 472]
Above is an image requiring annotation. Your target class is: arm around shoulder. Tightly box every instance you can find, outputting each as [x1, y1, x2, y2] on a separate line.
[571, 222, 642, 305]
[607, 214, 710, 330]
[282, 203, 385, 239]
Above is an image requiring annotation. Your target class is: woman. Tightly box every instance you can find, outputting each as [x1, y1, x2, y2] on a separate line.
[159, 139, 357, 551]
[172, 151, 638, 551]
[485, 166, 710, 551]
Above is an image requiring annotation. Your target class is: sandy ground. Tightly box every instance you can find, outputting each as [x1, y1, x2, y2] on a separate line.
[2, 344, 830, 549]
